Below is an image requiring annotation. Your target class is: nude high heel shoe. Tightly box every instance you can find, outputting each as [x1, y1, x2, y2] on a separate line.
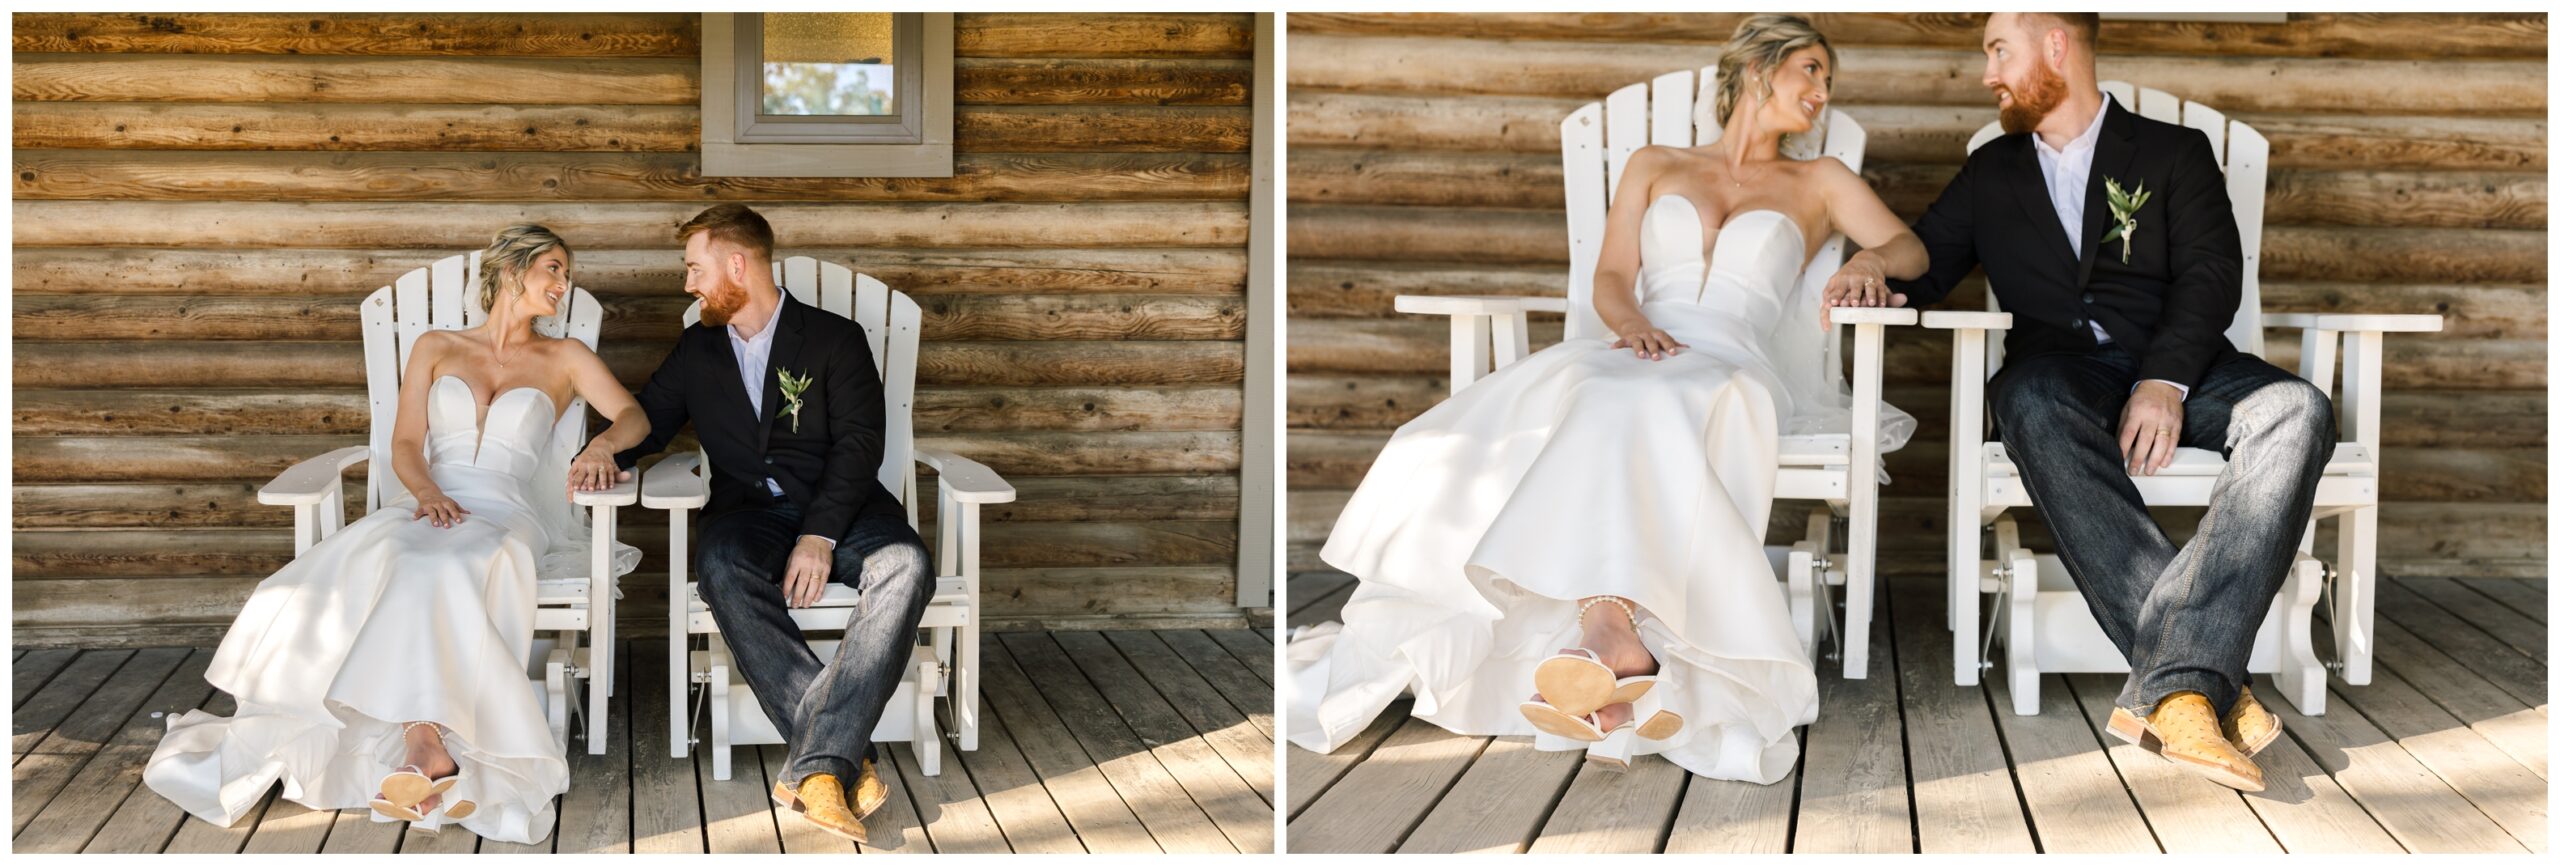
[1528, 597, 1659, 718]
[372, 722, 462, 822]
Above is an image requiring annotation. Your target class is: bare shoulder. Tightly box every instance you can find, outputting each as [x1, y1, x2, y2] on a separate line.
[1624, 144, 1685, 177]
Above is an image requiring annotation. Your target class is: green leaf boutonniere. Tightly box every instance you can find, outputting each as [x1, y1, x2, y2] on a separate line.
[2100, 176, 2151, 264]
[777, 368, 814, 433]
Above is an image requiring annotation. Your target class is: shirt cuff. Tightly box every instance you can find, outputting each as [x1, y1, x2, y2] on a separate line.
[800, 534, 837, 552]
[2134, 379, 2190, 402]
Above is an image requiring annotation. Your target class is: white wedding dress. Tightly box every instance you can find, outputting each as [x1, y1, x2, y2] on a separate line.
[146, 375, 637, 843]
[1290, 200, 1910, 783]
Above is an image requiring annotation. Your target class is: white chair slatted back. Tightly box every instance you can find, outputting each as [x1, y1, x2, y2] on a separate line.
[1967, 81, 2268, 373]
[682, 256, 922, 522]
[364, 253, 600, 512]
[1560, 102, 1610, 342]
[1561, 66, 1865, 384]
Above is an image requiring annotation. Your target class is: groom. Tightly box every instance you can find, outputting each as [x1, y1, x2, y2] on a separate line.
[611, 204, 933, 841]
[1877, 13, 2334, 792]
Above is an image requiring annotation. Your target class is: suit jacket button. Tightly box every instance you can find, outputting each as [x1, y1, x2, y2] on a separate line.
[2071, 318, 2086, 329]
[764, 457, 774, 464]
[2081, 293, 2096, 304]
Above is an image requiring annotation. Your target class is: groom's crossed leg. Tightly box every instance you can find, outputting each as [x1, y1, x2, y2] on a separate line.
[1988, 344, 2333, 716]
[696, 504, 935, 789]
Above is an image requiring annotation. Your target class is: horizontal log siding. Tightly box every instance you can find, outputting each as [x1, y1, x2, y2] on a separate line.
[1283, 13, 2547, 581]
[10, 12, 1264, 640]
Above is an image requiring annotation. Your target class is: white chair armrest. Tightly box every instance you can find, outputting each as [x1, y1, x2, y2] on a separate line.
[915, 446, 1017, 505]
[2313, 314, 2442, 333]
[2265, 313, 2443, 334]
[258, 445, 371, 506]
[1922, 311, 2013, 330]
[1393, 294, 1568, 317]
[571, 471, 640, 508]
[1829, 307, 1918, 327]
[640, 450, 710, 510]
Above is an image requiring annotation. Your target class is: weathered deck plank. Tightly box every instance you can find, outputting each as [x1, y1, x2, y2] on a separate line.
[2266, 684, 2529, 853]
[1793, 588, 1910, 853]
[1155, 628, 1277, 738]
[1287, 714, 1486, 852]
[978, 636, 1163, 852]
[1400, 736, 1584, 853]
[999, 632, 1238, 853]
[1888, 581, 2035, 852]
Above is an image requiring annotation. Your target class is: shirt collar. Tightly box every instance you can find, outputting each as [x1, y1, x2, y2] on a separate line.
[2033, 92, 2112, 161]
[728, 290, 786, 347]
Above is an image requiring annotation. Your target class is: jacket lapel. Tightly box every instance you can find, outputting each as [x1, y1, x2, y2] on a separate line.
[2010, 140, 2077, 269]
[758, 297, 807, 447]
[2076, 100, 2140, 288]
[701, 320, 755, 425]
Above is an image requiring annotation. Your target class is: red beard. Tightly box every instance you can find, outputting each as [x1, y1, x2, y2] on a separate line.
[697, 281, 746, 326]
[1997, 56, 2069, 135]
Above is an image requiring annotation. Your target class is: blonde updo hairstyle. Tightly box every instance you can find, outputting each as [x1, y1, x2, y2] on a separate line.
[1700, 14, 1835, 158]
[477, 223, 573, 315]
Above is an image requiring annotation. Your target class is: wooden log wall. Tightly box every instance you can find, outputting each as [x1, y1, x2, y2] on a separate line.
[1285, 13, 2547, 581]
[11, 12, 1263, 645]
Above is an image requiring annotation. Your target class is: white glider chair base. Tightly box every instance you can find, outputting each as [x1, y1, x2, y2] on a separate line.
[258, 252, 634, 756]
[649, 257, 1016, 780]
[1399, 67, 1910, 677]
[1932, 83, 2441, 717]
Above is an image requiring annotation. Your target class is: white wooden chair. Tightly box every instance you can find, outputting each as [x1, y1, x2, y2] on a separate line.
[256, 252, 635, 755]
[1927, 82, 2442, 716]
[647, 256, 1014, 780]
[1394, 68, 1915, 678]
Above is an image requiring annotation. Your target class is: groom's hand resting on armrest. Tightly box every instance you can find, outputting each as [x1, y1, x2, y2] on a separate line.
[782, 534, 837, 608]
[2118, 380, 2187, 476]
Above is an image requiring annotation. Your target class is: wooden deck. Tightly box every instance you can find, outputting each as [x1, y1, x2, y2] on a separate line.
[1286, 571, 2548, 854]
[12, 629, 1277, 854]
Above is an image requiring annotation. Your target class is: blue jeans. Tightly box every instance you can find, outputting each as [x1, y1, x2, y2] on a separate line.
[696, 502, 933, 788]
[1989, 344, 2334, 716]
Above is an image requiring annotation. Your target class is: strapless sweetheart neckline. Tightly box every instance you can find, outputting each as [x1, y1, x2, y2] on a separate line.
[433, 374, 561, 465]
[1646, 195, 1807, 246]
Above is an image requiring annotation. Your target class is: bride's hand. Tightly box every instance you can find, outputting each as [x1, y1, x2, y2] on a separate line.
[1608, 321, 1687, 361]
[413, 491, 469, 529]
[568, 445, 629, 497]
[1609, 329, 1687, 361]
[1820, 257, 1906, 329]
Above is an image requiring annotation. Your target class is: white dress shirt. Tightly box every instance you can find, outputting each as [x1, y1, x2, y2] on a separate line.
[727, 296, 836, 549]
[727, 297, 787, 497]
[2031, 94, 2188, 400]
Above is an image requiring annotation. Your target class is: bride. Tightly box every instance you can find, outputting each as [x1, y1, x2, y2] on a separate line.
[1289, 15, 1924, 782]
[144, 225, 648, 842]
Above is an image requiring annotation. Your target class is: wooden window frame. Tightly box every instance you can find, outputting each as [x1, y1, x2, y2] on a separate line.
[701, 12, 953, 178]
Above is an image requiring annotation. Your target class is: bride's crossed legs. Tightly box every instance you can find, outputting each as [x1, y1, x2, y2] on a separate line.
[1525, 594, 1669, 743]
[374, 721, 473, 821]
[1577, 596, 1658, 731]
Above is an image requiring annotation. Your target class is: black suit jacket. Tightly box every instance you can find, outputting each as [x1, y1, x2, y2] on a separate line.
[613, 294, 900, 541]
[1887, 99, 2246, 389]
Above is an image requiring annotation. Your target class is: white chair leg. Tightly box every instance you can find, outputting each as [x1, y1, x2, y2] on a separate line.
[1950, 510, 1986, 686]
[2334, 505, 2378, 686]
[2004, 543, 2040, 716]
[913, 656, 942, 777]
[546, 651, 570, 751]
[1842, 487, 1876, 680]
[1786, 541, 1818, 657]
[2276, 555, 2328, 716]
[710, 660, 733, 782]
[670, 508, 693, 759]
[1448, 314, 1491, 391]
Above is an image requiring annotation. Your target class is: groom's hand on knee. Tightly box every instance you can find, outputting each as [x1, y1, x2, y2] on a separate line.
[783, 535, 835, 608]
[2117, 382, 2186, 476]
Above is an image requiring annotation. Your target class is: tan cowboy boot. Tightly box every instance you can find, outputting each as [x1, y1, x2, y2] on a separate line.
[851, 757, 892, 820]
[772, 773, 869, 843]
[2106, 691, 2265, 792]
[2222, 686, 2283, 757]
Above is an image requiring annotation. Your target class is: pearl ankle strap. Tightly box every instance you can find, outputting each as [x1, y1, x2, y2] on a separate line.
[1579, 595, 1638, 626]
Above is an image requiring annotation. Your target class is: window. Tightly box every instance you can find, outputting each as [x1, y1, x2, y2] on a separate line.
[701, 12, 953, 178]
